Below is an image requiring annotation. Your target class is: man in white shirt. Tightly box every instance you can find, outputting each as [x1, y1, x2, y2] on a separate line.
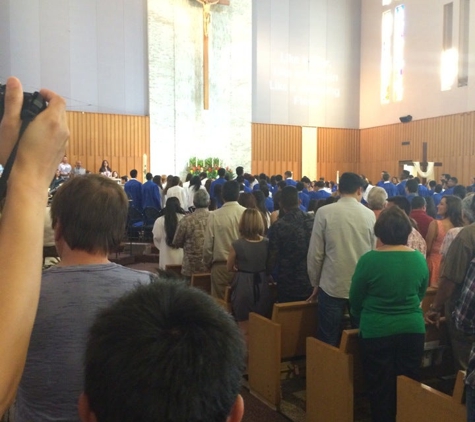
[58, 155, 72, 178]
[307, 172, 376, 346]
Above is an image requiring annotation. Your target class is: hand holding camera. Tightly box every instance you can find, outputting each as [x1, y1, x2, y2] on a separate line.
[0, 77, 69, 194]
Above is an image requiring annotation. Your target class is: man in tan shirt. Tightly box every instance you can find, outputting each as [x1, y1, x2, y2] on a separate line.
[307, 172, 376, 346]
[203, 181, 245, 298]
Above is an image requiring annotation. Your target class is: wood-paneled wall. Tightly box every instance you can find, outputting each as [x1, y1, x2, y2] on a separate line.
[252, 111, 475, 186]
[360, 112, 475, 184]
[252, 123, 302, 180]
[317, 128, 360, 182]
[66, 111, 150, 181]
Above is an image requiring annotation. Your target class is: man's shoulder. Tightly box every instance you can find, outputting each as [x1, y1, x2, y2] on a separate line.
[219, 202, 245, 213]
[324, 199, 374, 219]
[458, 224, 475, 242]
[184, 210, 208, 223]
[127, 179, 141, 186]
[42, 263, 152, 283]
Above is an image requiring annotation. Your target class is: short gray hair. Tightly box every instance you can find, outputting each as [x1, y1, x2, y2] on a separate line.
[461, 194, 475, 223]
[367, 187, 388, 210]
[193, 189, 210, 208]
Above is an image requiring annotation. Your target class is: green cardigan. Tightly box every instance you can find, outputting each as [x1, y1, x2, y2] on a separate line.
[349, 250, 429, 339]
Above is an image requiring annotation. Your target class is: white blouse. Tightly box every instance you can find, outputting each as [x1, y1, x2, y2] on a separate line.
[152, 214, 184, 270]
[186, 185, 206, 209]
[165, 186, 187, 210]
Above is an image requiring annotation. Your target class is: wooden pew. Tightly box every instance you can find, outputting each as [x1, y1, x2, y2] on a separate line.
[190, 272, 211, 294]
[164, 264, 182, 277]
[248, 301, 318, 410]
[215, 286, 232, 313]
[397, 370, 466, 422]
[307, 320, 453, 422]
[306, 329, 364, 422]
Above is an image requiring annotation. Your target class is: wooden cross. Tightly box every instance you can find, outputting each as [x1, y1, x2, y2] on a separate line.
[414, 142, 443, 181]
[195, 0, 230, 109]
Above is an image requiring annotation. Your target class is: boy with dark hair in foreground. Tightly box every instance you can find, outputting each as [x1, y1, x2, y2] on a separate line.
[79, 280, 245, 422]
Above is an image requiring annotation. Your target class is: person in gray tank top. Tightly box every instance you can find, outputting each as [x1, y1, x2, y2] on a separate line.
[15, 175, 152, 422]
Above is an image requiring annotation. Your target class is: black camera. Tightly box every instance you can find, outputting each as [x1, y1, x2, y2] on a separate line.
[0, 83, 49, 200]
[0, 84, 47, 122]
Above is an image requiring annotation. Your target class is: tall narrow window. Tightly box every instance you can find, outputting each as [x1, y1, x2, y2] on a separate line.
[441, 2, 457, 90]
[380, 2, 405, 104]
[443, 2, 453, 51]
[381, 10, 393, 103]
[458, 0, 470, 86]
[393, 5, 405, 101]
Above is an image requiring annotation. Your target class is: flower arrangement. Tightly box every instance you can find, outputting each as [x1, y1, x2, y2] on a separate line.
[186, 157, 234, 180]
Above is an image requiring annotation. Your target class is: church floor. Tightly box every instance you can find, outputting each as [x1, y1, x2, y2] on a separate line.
[241, 388, 291, 422]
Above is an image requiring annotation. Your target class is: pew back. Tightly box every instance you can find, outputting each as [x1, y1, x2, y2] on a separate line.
[271, 301, 319, 359]
[248, 301, 318, 409]
[306, 329, 363, 422]
[396, 370, 466, 422]
[190, 273, 211, 294]
[164, 264, 182, 277]
[215, 286, 232, 313]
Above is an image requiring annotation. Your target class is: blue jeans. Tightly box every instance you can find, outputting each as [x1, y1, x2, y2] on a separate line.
[359, 333, 424, 422]
[468, 385, 475, 422]
[316, 288, 356, 346]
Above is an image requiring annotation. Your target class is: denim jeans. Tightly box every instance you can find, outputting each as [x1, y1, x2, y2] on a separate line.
[359, 333, 424, 422]
[468, 385, 475, 422]
[316, 288, 355, 346]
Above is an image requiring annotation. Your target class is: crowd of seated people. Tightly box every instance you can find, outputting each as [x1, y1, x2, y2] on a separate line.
[3, 73, 475, 422]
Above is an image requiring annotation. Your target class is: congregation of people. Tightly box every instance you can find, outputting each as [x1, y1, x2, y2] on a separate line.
[7, 123, 475, 422]
[0, 78, 244, 422]
[117, 165, 475, 422]
[2, 40, 475, 422]
[3, 73, 475, 422]
[41, 157, 475, 421]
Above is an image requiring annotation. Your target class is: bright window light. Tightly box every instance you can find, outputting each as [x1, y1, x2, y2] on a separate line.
[441, 48, 458, 91]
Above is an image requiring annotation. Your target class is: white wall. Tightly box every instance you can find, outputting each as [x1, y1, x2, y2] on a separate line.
[252, 0, 362, 129]
[0, 0, 148, 115]
[148, 0, 252, 176]
[360, 0, 475, 128]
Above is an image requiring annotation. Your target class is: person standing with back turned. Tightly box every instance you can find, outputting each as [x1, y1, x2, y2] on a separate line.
[307, 172, 375, 346]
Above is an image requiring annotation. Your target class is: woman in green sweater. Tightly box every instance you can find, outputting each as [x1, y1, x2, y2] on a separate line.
[349, 206, 428, 422]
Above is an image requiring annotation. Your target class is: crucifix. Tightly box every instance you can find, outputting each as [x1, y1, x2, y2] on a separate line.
[409, 142, 443, 182]
[195, 0, 230, 110]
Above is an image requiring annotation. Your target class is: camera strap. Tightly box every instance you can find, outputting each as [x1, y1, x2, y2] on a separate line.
[0, 118, 34, 201]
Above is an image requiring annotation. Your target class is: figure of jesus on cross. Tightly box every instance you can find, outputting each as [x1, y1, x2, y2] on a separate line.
[195, 0, 229, 109]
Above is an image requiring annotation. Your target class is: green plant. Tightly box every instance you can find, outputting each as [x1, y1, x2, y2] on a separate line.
[186, 157, 234, 180]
